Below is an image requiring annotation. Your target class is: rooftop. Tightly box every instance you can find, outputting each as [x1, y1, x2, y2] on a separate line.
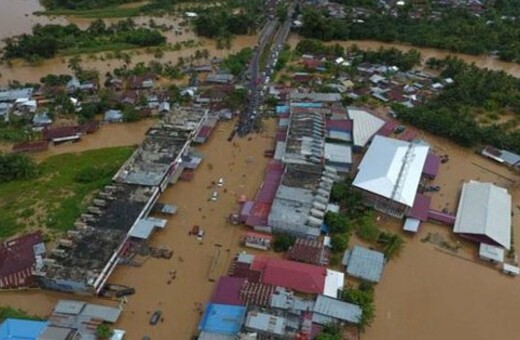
[0, 319, 48, 340]
[210, 276, 246, 306]
[343, 246, 386, 283]
[198, 304, 247, 335]
[37, 184, 158, 290]
[244, 311, 286, 336]
[454, 181, 511, 249]
[353, 135, 429, 207]
[312, 295, 362, 325]
[347, 107, 385, 148]
[113, 107, 207, 186]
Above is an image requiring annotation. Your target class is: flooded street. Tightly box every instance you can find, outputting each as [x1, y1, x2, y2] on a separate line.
[0, 119, 278, 339]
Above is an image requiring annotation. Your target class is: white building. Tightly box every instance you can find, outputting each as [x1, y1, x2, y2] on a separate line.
[454, 181, 511, 249]
[352, 135, 429, 218]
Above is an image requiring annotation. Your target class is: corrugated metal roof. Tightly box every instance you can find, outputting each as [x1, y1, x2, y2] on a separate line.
[353, 136, 429, 207]
[324, 143, 352, 164]
[345, 246, 385, 283]
[210, 276, 246, 306]
[454, 181, 511, 249]
[80, 303, 122, 323]
[408, 193, 431, 221]
[313, 295, 362, 324]
[245, 312, 286, 335]
[54, 300, 86, 315]
[348, 107, 385, 147]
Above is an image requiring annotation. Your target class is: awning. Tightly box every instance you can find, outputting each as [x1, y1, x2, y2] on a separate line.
[403, 218, 421, 233]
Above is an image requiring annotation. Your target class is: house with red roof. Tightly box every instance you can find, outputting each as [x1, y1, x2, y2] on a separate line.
[251, 257, 327, 295]
[0, 231, 45, 288]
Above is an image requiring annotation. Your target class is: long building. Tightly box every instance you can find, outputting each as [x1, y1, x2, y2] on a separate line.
[35, 107, 209, 294]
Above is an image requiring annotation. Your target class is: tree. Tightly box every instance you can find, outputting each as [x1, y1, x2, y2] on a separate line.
[0, 153, 38, 183]
[315, 323, 342, 340]
[356, 214, 381, 243]
[330, 233, 349, 253]
[95, 324, 113, 339]
[324, 212, 350, 234]
[341, 286, 375, 331]
[273, 233, 296, 252]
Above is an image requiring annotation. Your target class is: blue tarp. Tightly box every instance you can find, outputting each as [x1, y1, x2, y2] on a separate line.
[276, 105, 289, 114]
[0, 319, 48, 340]
[291, 102, 323, 108]
[198, 303, 246, 335]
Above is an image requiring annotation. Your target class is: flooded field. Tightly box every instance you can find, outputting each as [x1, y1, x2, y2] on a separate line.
[34, 119, 156, 161]
[287, 34, 520, 78]
[0, 118, 278, 339]
[364, 129, 520, 340]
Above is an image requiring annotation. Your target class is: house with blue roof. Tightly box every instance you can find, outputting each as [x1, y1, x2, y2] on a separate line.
[198, 303, 246, 336]
[0, 318, 48, 340]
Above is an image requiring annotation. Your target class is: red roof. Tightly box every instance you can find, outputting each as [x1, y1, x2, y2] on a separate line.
[197, 125, 213, 139]
[43, 126, 79, 141]
[377, 120, 398, 137]
[408, 193, 432, 221]
[326, 119, 353, 132]
[0, 231, 43, 288]
[422, 153, 440, 179]
[12, 141, 48, 153]
[211, 276, 246, 306]
[398, 129, 417, 141]
[287, 238, 329, 266]
[251, 257, 326, 294]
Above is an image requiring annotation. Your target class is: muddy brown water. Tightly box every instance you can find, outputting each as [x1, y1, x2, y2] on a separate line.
[0, 119, 279, 339]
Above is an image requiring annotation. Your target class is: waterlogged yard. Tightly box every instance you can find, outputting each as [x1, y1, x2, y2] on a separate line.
[0, 146, 133, 238]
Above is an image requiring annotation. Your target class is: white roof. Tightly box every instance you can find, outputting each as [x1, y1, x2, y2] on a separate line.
[454, 181, 511, 249]
[347, 107, 385, 147]
[353, 135, 429, 207]
[403, 217, 421, 232]
[479, 243, 505, 262]
[324, 143, 352, 164]
[323, 269, 344, 298]
[245, 312, 286, 335]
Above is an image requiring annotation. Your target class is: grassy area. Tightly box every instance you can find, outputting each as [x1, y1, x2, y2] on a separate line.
[0, 306, 43, 322]
[36, 6, 143, 18]
[0, 147, 133, 239]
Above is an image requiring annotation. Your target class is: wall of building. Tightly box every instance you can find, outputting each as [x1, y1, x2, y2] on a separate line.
[358, 190, 408, 218]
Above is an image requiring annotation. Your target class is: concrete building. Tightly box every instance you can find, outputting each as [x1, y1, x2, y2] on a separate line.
[454, 181, 511, 249]
[352, 135, 429, 218]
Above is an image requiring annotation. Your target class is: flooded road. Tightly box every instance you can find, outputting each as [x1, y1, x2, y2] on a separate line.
[287, 34, 520, 78]
[0, 119, 278, 339]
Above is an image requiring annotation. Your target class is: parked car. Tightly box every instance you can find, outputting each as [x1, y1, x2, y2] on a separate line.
[197, 229, 205, 242]
[217, 178, 224, 187]
[211, 191, 218, 201]
[150, 310, 162, 325]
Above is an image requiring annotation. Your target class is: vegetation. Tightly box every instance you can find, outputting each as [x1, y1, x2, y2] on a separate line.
[3, 19, 166, 61]
[221, 48, 253, 76]
[193, 0, 263, 41]
[95, 324, 114, 339]
[0, 147, 133, 238]
[0, 306, 43, 322]
[299, 4, 520, 63]
[273, 232, 296, 252]
[395, 56, 520, 154]
[330, 233, 349, 253]
[341, 282, 376, 331]
[0, 153, 38, 183]
[315, 323, 342, 340]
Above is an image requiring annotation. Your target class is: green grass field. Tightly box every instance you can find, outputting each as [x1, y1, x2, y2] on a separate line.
[0, 146, 133, 239]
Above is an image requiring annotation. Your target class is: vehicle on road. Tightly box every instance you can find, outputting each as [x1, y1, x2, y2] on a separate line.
[150, 310, 162, 325]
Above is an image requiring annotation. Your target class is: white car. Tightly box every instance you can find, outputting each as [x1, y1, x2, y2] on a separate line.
[211, 191, 218, 201]
[217, 178, 224, 187]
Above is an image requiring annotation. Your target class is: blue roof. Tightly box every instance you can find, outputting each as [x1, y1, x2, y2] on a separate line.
[291, 102, 323, 108]
[198, 304, 246, 335]
[0, 319, 48, 340]
[276, 105, 289, 114]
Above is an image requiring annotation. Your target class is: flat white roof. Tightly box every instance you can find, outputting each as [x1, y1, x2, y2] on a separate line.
[454, 181, 511, 249]
[324, 143, 352, 164]
[403, 217, 421, 232]
[479, 243, 505, 263]
[323, 269, 344, 298]
[353, 135, 429, 207]
[347, 107, 385, 147]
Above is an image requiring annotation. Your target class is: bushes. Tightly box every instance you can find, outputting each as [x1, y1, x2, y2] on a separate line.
[341, 284, 375, 331]
[0, 153, 38, 183]
[273, 233, 296, 252]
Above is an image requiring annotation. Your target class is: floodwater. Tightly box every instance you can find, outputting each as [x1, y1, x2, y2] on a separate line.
[363, 128, 520, 340]
[287, 34, 520, 78]
[0, 118, 278, 339]
[34, 118, 156, 162]
[0, 0, 68, 41]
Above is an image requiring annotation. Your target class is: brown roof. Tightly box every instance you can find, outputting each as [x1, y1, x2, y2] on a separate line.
[287, 238, 330, 266]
